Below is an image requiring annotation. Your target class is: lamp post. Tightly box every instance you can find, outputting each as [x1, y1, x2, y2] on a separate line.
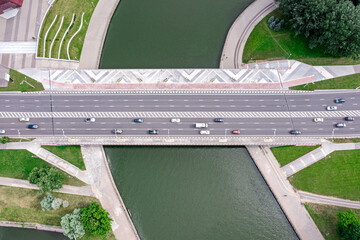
[62, 129, 66, 138]
[168, 129, 170, 139]
[17, 130, 21, 138]
[332, 128, 335, 139]
[273, 129, 276, 138]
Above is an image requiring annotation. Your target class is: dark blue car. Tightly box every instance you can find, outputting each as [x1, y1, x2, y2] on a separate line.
[214, 118, 224, 122]
[334, 98, 345, 103]
[28, 124, 39, 129]
[134, 118, 143, 123]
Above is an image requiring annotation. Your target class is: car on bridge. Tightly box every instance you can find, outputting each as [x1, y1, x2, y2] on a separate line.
[112, 129, 123, 134]
[27, 124, 39, 129]
[19, 117, 30, 122]
[134, 118, 143, 123]
[149, 130, 159, 134]
[200, 130, 210, 135]
[334, 98, 345, 103]
[289, 130, 301, 135]
[232, 130, 241, 134]
[326, 106, 337, 111]
[345, 116, 355, 121]
[313, 118, 324, 123]
[0, 130, 5, 134]
[195, 123, 208, 128]
[171, 118, 181, 123]
[85, 118, 95, 123]
[335, 123, 346, 128]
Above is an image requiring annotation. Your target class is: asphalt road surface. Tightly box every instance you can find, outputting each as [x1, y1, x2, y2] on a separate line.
[0, 91, 359, 137]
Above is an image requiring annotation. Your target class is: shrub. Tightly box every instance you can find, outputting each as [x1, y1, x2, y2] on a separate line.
[40, 193, 55, 211]
[0, 136, 10, 144]
[268, 16, 275, 24]
[63, 200, 69, 208]
[61, 208, 85, 240]
[51, 198, 63, 210]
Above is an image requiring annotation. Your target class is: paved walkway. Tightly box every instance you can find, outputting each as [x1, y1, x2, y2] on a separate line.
[282, 142, 360, 176]
[18, 60, 360, 90]
[0, 142, 89, 184]
[299, 191, 360, 209]
[0, 176, 94, 197]
[0, 221, 64, 233]
[220, 0, 278, 68]
[0, 42, 37, 54]
[79, 0, 120, 69]
[81, 145, 140, 240]
[246, 145, 324, 240]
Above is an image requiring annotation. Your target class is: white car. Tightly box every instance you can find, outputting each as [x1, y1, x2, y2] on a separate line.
[200, 130, 210, 135]
[326, 106, 337, 111]
[19, 117, 30, 122]
[85, 118, 96, 123]
[313, 118, 324, 123]
[171, 118, 181, 123]
[0, 130, 5, 134]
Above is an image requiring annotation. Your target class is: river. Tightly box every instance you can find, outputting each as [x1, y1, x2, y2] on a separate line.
[100, 0, 254, 68]
[105, 146, 298, 240]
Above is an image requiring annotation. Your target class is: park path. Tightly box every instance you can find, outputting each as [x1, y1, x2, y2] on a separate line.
[299, 191, 360, 209]
[0, 176, 94, 197]
[81, 145, 140, 240]
[0, 142, 89, 183]
[247, 145, 324, 240]
[282, 142, 360, 176]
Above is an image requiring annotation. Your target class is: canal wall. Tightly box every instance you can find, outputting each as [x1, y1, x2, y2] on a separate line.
[0, 221, 64, 233]
[246, 145, 324, 240]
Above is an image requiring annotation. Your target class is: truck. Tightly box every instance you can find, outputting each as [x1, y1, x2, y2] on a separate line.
[195, 123, 208, 128]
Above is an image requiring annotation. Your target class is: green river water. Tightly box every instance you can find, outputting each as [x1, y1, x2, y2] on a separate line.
[100, 0, 254, 68]
[105, 146, 298, 240]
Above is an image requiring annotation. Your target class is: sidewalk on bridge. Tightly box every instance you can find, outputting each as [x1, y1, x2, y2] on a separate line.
[246, 145, 324, 240]
[0, 176, 94, 197]
[281, 142, 360, 177]
[81, 145, 140, 240]
[0, 142, 89, 184]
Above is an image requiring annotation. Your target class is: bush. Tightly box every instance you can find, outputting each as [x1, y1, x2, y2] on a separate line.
[268, 16, 275, 24]
[0, 136, 10, 144]
[337, 210, 360, 239]
[51, 198, 63, 210]
[28, 167, 63, 193]
[61, 208, 85, 240]
[41, 193, 55, 211]
[63, 200, 69, 208]
[81, 202, 113, 236]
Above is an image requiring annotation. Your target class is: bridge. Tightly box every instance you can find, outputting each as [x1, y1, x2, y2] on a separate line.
[0, 89, 359, 145]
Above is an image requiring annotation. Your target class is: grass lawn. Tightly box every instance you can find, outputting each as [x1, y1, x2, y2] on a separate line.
[331, 138, 360, 143]
[37, 0, 99, 60]
[242, 8, 357, 65]
[0, 69, 44, 92]
[0, 150, 85, 187]
[0, 186, 115, 240]
[290, 149, 360, 201]
[290, 73, 360, 90]
[42, 146, 86, 170]
[271, 145, 320, 167]
[305, 203, 360, 240]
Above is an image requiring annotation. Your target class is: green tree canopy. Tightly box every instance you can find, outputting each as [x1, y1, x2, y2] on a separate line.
[337, 210, 360, 239]
[278, 0, 360, 58]
[61, 208, 85, 240]
[28, 167, 63, 193]
[81, 202, 113, 236]
[0, 136, 10, 144]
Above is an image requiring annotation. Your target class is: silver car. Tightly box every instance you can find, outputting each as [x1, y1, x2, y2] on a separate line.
[326, 106, 337, 111]
[19, 117, 30, 122]
[0, 130, 5, 134]
[200, 130, 210, 135]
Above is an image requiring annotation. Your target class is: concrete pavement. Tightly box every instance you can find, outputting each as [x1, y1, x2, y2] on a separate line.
[81, 145, 140, 240]
[0, 176, 94, 197]
[282, 142, 360, 176]
[299, 191, 360, 209]
[0, 42, 37, 54]
[247, 145, 324, 240]
[0, 221, 64, 233]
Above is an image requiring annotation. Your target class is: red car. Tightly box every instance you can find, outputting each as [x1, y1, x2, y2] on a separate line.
[232, 130, 240, 134]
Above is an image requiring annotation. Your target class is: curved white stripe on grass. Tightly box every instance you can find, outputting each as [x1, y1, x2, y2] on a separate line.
[67, 12, 84, 60]
[43, 15, 58, 58]
[49, 16, 64, 58]
[58, 13, 75, 59]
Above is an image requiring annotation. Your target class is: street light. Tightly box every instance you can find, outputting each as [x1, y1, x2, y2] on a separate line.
[167, 129, 170, 139]
[332, 128, 335, 139]
[273, 129, 276, 138]
[61, 129, 66, 138]
[17, 130, 21, 138]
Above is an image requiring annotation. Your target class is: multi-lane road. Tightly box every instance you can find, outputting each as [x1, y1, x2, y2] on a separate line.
[0, 90, 359, 137]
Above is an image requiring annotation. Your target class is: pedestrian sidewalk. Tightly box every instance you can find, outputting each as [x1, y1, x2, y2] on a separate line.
[0, 176, 94, 197]
[299, 191, 360, 209]
[282, 142, 360, 176]
[81, 145, 140, 240]
[0, 221, 63, 233]
[0, 142, 89, 184]
[247, 145, 323, 240]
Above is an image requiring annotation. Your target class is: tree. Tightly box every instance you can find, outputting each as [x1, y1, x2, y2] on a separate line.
[61, 208, 85, 240]
[81, 202, 113, 236]
[40, 193, 55, 211]
[337, 210, 360, 239]
[28, 167, 63, 193]
[0, 136, 10, 144]
[277, 0, 360, 58]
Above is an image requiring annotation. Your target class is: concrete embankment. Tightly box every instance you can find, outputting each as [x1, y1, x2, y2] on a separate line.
[246, 145, 324, 240]
[0, 221, 64, 233]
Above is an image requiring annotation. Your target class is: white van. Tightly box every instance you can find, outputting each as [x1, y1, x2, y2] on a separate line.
[195, 123, 208, 128]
